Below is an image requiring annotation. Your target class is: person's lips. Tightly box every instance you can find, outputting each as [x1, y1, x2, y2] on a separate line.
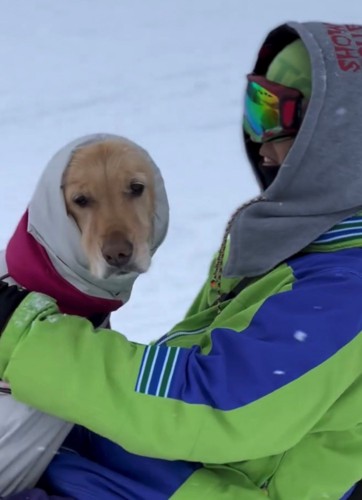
[262, 155, 279, 167]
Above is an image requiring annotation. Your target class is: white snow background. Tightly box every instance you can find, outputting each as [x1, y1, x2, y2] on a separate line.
[0, 0, 360, 342]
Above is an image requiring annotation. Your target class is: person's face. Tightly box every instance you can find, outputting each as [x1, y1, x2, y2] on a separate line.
[259, 137, 295, 168]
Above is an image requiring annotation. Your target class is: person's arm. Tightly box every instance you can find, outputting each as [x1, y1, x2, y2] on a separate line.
[1, 269, 362, 464]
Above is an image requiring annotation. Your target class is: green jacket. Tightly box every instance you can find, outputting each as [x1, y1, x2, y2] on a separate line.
[1, 227, 362, 499]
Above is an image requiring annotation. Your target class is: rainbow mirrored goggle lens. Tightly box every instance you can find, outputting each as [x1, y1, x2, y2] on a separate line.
[243, 74, 303, 143]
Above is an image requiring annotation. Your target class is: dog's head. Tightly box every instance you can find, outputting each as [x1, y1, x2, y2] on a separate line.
[61, 140, 156, 279]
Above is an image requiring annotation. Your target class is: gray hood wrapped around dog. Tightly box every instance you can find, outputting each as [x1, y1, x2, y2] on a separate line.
[28, 133, 169, 302]
[224, 22, 362, 278]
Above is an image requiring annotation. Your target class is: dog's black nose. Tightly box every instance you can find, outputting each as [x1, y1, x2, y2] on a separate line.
[102, 233, 133, 267]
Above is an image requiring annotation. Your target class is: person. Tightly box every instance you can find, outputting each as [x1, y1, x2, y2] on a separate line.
[1, 20, 362, 500]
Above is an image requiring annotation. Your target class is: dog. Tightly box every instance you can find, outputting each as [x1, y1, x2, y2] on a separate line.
[62, 140, 156, 279]
[0, 133, 169, 495]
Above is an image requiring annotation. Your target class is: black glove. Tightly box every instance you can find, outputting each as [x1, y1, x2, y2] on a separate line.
[0, 280, 29, 334]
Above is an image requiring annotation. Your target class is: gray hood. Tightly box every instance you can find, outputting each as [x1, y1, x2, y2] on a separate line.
[225, 22, 362, 277]
[28, 133, 169, 302]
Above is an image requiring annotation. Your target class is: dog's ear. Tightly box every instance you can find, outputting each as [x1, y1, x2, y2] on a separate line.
[61, 147, 80, 190]
[60, 165, 72, 216]
[60, 164, 70, 191]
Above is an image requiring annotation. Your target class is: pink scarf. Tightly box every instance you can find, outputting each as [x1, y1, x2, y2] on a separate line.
[6, 212, 123, 317]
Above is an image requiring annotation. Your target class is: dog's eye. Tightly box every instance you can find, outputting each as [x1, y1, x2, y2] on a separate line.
[73, 195, 90, 207]
[130, 182, 145, 197]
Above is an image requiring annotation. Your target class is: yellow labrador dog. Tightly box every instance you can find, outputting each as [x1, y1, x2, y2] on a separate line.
[0, 133, 169, 495]
[62, 140, 156, 279]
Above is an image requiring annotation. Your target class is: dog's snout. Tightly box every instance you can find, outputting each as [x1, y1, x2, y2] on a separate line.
[102, 233, 133, 267]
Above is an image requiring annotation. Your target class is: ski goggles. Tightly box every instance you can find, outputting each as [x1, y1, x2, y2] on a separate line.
[243, 74, 303, 143]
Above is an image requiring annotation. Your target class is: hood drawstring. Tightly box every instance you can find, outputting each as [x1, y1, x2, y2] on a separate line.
[211, 195, 266, 314]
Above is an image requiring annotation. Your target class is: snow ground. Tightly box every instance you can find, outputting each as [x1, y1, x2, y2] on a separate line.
[0, 0, 361, 342]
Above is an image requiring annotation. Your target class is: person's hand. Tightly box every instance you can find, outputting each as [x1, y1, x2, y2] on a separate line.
[0, 281, 29, 335]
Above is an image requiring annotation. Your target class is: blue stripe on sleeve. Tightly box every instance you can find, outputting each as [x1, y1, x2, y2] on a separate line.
[164, 251, 362, 410]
